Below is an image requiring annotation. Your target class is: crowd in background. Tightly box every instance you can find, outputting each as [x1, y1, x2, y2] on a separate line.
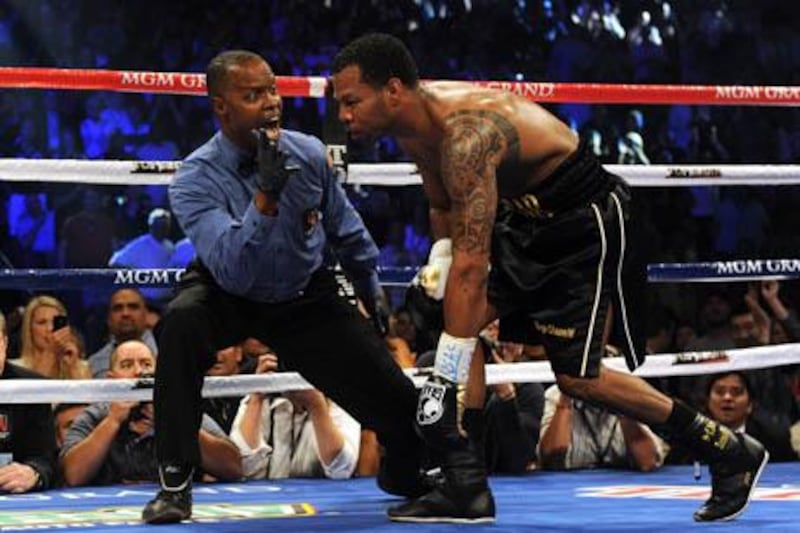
[0, 0, 798, 493]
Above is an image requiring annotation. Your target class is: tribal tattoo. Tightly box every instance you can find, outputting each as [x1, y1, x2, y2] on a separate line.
[441, 110, 519, 254]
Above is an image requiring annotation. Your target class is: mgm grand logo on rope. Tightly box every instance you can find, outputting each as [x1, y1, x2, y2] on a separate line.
[120, 71, 206, 90]
[715, 259, 800, 276]
[114, 269, 184, 286]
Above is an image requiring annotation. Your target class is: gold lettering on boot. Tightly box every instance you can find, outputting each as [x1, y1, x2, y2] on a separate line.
[701, 419, 730, 450]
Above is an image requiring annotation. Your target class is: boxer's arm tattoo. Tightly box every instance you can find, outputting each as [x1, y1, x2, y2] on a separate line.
[441, 110, 518, 254]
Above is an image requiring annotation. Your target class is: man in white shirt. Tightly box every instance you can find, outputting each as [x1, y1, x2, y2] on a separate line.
[538, 384, 666, 471]
[229, 353, 359, 480]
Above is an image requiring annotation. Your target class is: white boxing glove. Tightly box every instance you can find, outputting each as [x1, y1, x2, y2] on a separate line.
[415, 238, 452, 301]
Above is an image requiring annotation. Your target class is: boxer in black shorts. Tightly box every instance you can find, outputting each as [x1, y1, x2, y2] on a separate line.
[333, 34, 767, 524]
[489, 140, 645, 379]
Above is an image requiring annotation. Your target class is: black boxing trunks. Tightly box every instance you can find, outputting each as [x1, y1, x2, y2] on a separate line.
[489, 141, 646, 377]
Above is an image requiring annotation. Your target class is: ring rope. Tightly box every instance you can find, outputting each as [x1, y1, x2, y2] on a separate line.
[2, 344, 798, 404]
[345, 163, 800, 187]
[4, 261, 800, 290]
[1, 66, 798, 105]
[2, 159, 800, 187]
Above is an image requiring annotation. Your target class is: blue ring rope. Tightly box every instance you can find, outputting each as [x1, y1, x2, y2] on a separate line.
[2, 260, 800, 290]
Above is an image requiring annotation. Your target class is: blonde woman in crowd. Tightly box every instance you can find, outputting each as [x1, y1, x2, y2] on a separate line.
[12, 295, 90, 379]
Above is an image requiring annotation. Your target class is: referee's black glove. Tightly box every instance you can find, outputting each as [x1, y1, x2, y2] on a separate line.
[255, 129, 298, 202]
[364, 290, 391, 337]
[368, 293, 392, 337]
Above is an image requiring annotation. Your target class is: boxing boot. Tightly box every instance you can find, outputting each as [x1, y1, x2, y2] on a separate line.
[388, 378, 495, 523]
[674, 411, 769, 522]
[377, 446, 429, 499]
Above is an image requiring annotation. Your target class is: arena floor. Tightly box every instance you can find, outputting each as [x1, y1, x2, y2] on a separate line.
[1, 463, 796, 532]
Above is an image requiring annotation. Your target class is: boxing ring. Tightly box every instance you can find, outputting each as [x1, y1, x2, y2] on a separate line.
[1, 68, 799, 531]
[0, 466, 797, 532]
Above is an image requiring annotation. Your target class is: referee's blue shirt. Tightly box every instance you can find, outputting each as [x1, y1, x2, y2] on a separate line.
[169, 129, 380, 303]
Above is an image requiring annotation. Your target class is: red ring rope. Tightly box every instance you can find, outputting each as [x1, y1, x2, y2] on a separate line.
[1, 66, 798, 105]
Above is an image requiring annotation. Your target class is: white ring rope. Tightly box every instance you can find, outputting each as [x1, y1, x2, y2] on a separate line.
[346, 163, 800, 187]
[2, 343, 799, 404]
[1, 159, 800, 187]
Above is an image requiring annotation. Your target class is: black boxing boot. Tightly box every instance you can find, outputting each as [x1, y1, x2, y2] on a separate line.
[388, 378, 495, 523]
[666, 401, 768, 522]
[377, 445, 429, 499]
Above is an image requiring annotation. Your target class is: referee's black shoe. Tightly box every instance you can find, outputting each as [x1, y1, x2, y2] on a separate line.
[142, 465, 194, 524]
[693, 432, 769, 522]
[142, 487, 192, 524]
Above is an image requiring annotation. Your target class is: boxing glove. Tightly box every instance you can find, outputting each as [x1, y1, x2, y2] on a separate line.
[414, 238, 452, 301]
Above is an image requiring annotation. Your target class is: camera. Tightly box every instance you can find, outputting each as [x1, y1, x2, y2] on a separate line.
[130, 372, 155, 421]
[129, 401, 153, 422]
[53, 315, 69, 332]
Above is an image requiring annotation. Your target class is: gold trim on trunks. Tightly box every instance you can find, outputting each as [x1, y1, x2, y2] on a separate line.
[503, 193, 554, 219]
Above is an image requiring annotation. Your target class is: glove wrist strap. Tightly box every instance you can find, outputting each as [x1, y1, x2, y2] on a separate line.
[434, 332, 477, 384]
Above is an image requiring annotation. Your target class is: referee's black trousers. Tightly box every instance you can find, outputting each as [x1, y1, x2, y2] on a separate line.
[153, 263, 422, 480]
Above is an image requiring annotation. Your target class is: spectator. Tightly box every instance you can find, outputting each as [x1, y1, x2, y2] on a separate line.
[230, 353, 360, 480]
[134, 119, 180, 162]
[674, 320, 698, 352]
[54, 325, 91, 380]
[688, 107, 729, 163]
[538, 382, 666, 471]
[240, 337, 272, 360]
[668, 371, 797, 464]
[760, 280, 800, 343]
[108, 208, 175, 307]
[646, 303, 677, 355]
[87, 288, 157, 378]
[687, 289, 735, 351]
[731, 289, 771, 349]
[167, 237, 195, 269]
[11, 295, 86, 379]
[58, 188, 117, 269]
[79, 94, 114, 159]
[10, 193, 56, 267]
[203, 344, 247, 433]
[389, 306, 424, 357]
[0, 309, 57, 493]
[482, 338, 544, 474]
[584, 128, 611, 162]
[617, 131, 650, 164]
[713, 189, 769, 257]
[379, 220, 417, 268]
[677, 288, 742, 409]
[730, 286, 796, 427]
[53, 403, 87, 450]
[60, 339, 241, 486]
[706, 372, 796, 462]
